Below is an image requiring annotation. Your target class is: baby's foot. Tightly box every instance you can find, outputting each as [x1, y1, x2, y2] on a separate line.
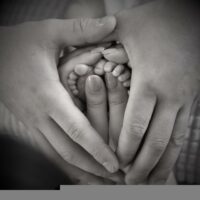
[68, 63, 94, 100]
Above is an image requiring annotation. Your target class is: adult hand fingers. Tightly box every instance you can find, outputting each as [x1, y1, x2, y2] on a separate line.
[31, 128, 118, 184]
[44, 83, 119, 173]
[125, 102, 179, 184]
[38, 116, 113, 177]
[85, 75, 108, 142]
[105, 72, 128, 151]
[117, 82, 157, 167]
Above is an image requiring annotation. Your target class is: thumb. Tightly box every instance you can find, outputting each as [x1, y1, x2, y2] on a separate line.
[51, 16, 116, 46]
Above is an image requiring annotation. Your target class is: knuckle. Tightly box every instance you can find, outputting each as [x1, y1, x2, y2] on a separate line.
[123, 122, 146, 141]
[76, 18, 85, 32]
[67, 123, 83, 142]
[149, 137, 168, 152]
[73, 18, 89, 44]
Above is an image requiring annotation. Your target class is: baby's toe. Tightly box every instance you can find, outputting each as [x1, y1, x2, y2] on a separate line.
[74, 64, 91, 76]
[104, 61, 116, 73]
[69, 71, 78, 80]
[94, 59, 106, 75]
[123, 80, 131, 88]
[118, 70, 131, 82]
[69, 84, 77, 90]
[68, 79, 76, 85]
[72, 89, 79, 96]
[112, 64, 125, 77]
[67, 72, 77, 90]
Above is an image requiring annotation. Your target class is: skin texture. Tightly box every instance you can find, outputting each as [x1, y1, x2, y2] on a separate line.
[84, 74, 128, 184]
[107, 0, 200, 184]
[1, 0, 199, 185]
[59, 46, 130, 152]
[0, 17, 121, 181]
[64, 0, 106, 19]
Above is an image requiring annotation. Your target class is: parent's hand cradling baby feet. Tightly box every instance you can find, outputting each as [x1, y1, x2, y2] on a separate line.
[59, 44, 131, 184]
[1, 0, 199, 186]
[0, 16, 122, 183]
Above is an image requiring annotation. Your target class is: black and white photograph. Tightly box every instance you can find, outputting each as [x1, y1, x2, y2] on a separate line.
[0, 0, 199, 193]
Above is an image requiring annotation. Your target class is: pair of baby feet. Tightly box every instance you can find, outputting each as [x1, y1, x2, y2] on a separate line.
[59, 44, 131, 103]
[58, 43, 131, 151]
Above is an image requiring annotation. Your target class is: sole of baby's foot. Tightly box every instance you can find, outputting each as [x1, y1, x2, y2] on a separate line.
[67, 64, 95, 101]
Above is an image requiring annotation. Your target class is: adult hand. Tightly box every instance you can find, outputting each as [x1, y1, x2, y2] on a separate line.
[114, 0, 200, 184]
[0, 17, 119, 177]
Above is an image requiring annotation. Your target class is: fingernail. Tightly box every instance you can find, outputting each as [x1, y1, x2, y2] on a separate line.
[105, 73, 118, 90]
[88, 75, 102, 92]
[102, 48, 113, 56]
[97, 16, 116, 26]
[103, 162, 118, 173]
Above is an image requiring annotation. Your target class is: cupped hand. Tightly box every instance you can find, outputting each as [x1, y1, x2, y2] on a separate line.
[113, 0, 200, 184]
[0, 17, 120, 178]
